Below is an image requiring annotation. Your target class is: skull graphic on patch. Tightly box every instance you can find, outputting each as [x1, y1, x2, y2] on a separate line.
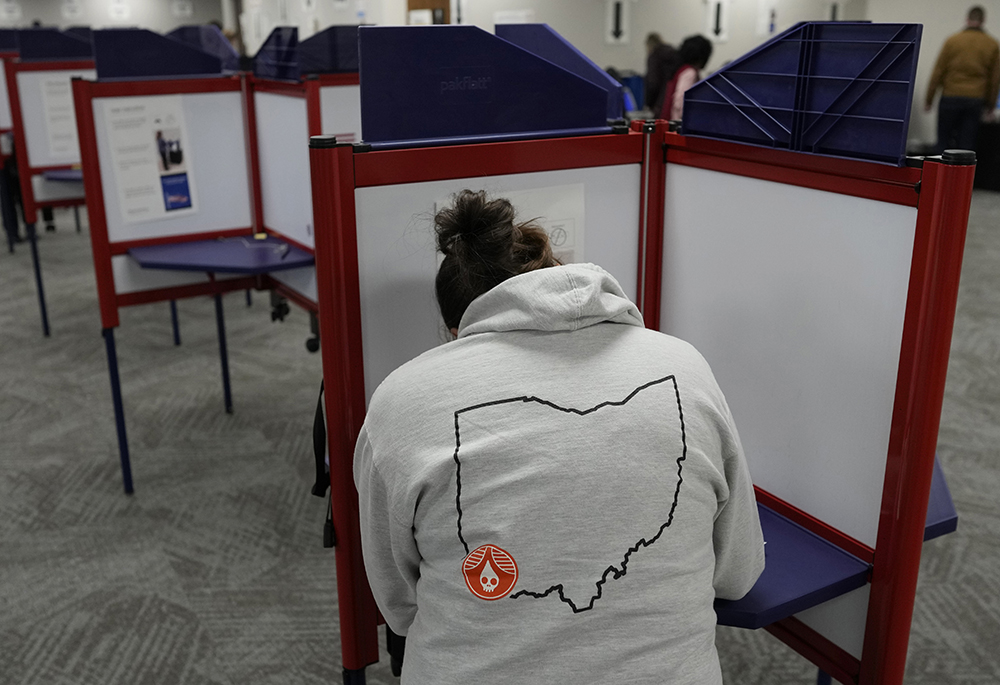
[452, 376, 687, 612]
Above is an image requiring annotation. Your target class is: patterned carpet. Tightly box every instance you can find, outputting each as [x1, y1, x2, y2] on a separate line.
[1, 197, 998, 684]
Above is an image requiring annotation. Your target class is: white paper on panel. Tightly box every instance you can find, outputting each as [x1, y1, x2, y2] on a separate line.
[318, 85, 362, 144]
[269, 265, 317, 303]
[30, 175, 84, 201]
[255, 91, 313, 248]
[17, 69, 96, 168]
[660, 164, 916, 549]
[95, 91, 251, 244]
[354, 163, 641, 402]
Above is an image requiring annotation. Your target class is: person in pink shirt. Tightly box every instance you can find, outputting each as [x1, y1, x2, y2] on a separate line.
[659, 35, 713, 121]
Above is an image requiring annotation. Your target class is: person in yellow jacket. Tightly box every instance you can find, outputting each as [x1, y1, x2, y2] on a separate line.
[925, 6, 1000, 153]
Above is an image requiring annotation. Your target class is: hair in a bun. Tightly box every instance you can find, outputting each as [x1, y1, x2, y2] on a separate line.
[435, 189, 557, 330]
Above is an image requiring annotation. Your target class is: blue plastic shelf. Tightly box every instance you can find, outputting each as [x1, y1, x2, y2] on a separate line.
[17, 28, 93, 60]
[253, 27, 299, 81]
[359, 25, 610, 147]
[681, 22, 921, 166]
[94, 29, 223, 79]
[168, 25, 240, 72]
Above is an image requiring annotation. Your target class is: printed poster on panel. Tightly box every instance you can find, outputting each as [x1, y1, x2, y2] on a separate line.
[103, 95, 198, 224]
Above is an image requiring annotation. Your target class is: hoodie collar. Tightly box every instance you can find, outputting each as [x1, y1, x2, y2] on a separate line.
[457, 263, 644, 338]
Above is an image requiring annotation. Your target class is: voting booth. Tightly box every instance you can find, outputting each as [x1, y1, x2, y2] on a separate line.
[308, 23, 968, 685]
[73, 29, 314, 495]
[247, 26, 363, 314]
[0, 29, 18, 251]
[4, 28, 95, 335]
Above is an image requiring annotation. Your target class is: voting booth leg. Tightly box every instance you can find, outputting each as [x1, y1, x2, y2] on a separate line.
[342, 668, 365, 685]
[102, 328, 134, 495]
[214, 293, 233, 414]
[1, 168, 16, 253]
[74, 206, 81, 233]
[245, 289, 252, 307]
[170, 300, 181, 346]
[27, 223, 50, 337]
[817, 670, 832, 685]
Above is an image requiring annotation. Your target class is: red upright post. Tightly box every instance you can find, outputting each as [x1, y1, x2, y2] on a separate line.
[309, 136, 381, 674]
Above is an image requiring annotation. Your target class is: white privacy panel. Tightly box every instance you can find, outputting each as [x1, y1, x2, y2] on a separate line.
[660, 164, 916, 549]
[269, 266, 317, 304]
[17, 69, 96, 168]
[255, 91, 313, 248]
[796, 585, 870, 659]
[94, 91, 252, 244]
[31, 175, 84, 202]
[112, 254, 245, 295]
[0, 60, 12, 130]
[355, 163, 641, 402]
[319, 85, 362, 144]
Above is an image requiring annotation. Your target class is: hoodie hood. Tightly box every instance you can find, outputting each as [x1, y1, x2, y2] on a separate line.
[457, 263, 644, 338]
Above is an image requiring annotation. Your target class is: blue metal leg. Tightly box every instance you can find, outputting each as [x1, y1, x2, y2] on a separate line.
[170, 300, 181, 346]
[342, 669, 366, 685]
[817, 670, 832, 685]
[27, 223, 50, 337]
[214, 293, 233, 414]
[74, 205, 81, 233]
[245, 288, 252, 307]
[102, 328, 134, 495]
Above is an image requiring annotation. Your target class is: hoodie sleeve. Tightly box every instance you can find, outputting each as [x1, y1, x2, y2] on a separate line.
[354, 423, 421, 635]
[712, 401, 766, 601]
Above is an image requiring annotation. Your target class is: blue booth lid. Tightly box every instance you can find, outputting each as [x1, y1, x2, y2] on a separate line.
[0, 28, 18, 52]
[64, 26, 93, 44]
[299, 25, 360, 74]
[681, 21, 922, 166]
[94, 29, 224, 79]
[253, 27, 299, 81]
[167, 25, 239, 72]
[359, 25, 612, 148]
[495, 24, 622, 121]
[17, 28, 93, 60]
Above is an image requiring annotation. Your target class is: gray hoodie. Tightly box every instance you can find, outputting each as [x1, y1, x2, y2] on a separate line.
[355, 263, 764, 684]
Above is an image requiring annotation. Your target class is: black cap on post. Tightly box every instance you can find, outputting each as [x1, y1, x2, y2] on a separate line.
[941, 149, 976, 166]
[309, 134, 347, 149]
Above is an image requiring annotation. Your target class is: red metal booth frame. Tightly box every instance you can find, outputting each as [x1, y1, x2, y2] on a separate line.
[309, 123, 972, 685]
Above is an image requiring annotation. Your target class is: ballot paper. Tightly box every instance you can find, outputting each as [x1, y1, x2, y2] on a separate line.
[102, 95, 198, 224]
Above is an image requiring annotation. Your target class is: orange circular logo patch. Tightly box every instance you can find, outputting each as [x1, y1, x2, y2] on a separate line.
[462, 544, 518, 600]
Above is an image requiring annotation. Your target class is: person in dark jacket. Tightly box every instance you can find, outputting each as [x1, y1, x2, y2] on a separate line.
[644, 32, 681, 115]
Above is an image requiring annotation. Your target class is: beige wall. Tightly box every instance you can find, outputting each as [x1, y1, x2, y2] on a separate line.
[866, 1, 1000, 146]
[0, 0, 222, 31]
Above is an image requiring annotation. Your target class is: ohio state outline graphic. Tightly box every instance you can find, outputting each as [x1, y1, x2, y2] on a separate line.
[451, 375, 687, 613]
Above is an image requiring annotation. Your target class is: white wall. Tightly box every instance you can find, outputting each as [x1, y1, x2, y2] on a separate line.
[0, 0, 222, 31]
[866, 1, 1000, 147]
[240, 0, 406, 55]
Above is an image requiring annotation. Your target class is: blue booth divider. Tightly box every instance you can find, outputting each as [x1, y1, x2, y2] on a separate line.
[64, 26, 93, 45]
[18, 28, 93, 60]
[168, 25, 240, 72]
[681, 22, 921, 166]
[93, 29, 224, 79]
[359, 25, 612, 149]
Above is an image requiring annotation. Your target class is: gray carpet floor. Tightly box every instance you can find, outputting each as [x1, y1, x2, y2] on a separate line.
[1, 197, 998, 684]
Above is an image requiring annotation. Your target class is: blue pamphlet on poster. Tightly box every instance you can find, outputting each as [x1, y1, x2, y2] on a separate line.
[161, 173, 193, 211]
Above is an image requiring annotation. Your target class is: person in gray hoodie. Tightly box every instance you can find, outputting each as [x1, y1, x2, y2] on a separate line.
[354, 190, 764, 684]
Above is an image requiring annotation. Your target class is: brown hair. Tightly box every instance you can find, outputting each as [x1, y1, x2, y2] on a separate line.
[435, 190, 557, 331]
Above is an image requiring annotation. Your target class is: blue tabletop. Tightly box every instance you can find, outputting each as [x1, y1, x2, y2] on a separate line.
[43, 169, 83, 182]
[715, 504, 870, 629]
[717, 458, 958, 629]
[128, 236, 314, 275]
